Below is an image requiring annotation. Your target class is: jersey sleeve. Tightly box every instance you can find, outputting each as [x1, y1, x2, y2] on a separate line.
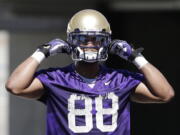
[34, 69, 53, 104]
[118, 70, 144, 93]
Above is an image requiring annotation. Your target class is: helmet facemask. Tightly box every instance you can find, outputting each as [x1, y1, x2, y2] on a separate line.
[68, 30, 111, 63]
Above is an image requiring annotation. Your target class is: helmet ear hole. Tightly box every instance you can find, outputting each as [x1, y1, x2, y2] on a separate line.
[102, 29, 106, 32]
[74, 28, 80, 33]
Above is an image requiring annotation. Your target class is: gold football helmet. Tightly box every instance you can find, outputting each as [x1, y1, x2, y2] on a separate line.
[67, 9, 112, 63]
[67, 9, 111, 34]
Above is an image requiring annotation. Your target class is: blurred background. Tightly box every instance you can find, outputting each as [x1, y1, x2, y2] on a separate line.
[0, 0, 179, 135]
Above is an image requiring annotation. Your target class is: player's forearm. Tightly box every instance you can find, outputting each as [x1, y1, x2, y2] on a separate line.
[6, 39, 70, 94]
[5, 57, 40, 93]
[139, 63, 174, 101]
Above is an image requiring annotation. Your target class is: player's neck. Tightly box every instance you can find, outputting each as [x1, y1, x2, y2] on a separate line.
[75, 61, 100, 79]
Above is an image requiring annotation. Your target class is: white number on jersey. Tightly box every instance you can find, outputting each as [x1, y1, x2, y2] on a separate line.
[68, 92, 119, 133]
[68, 94, 93, 133]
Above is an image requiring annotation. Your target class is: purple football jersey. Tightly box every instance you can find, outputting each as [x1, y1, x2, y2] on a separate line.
[35, 64, 144, 135]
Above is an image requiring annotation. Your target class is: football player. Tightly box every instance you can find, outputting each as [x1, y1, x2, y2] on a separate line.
[6, 9, 174, 135]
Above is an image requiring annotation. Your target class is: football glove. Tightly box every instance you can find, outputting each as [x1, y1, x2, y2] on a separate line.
[109, 40, 144, 62]
[37, 38, 71, 57]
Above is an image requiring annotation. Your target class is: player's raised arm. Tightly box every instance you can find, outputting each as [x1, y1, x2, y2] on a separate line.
[109, 40, 175, 103]
[5, 39, 71, 99]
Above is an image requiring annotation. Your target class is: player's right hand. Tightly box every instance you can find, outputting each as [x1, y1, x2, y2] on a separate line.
[37, 39, 71, 57]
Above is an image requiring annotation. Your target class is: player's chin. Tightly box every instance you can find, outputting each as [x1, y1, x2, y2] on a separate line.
[79, 60, 99, 65]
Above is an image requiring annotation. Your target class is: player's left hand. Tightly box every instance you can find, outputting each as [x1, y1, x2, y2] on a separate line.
[109, 40, 144, 62]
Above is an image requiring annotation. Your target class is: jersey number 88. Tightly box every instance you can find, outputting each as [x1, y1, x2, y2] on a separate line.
[68, 92, 119, 133]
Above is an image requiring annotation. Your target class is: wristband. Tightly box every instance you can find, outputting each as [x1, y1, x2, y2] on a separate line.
[132, 55, 148, 69]
[31, 50, 45, 63]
